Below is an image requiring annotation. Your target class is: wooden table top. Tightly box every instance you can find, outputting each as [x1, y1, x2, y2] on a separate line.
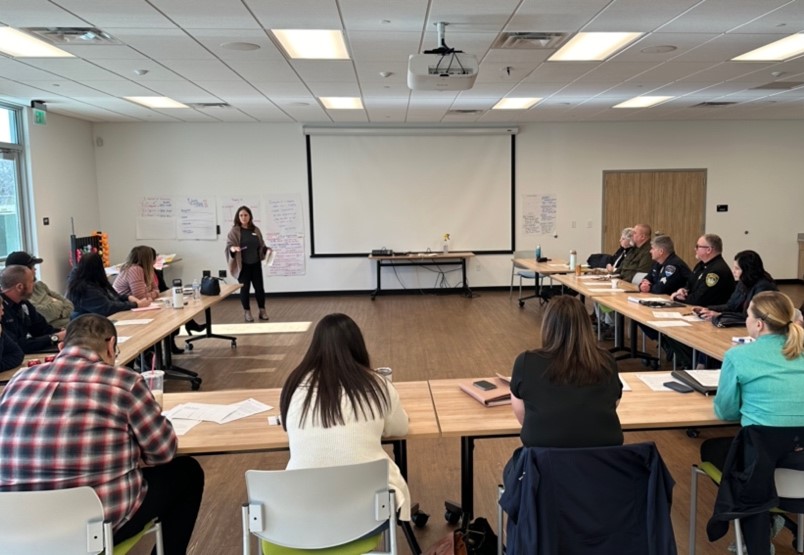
[110, 282, 241, 365]
[167, 381, 440, 455]
[512, 258, 571, 274]
[596, 293, 740, 360]
[551, 273, 638, 296]
[428, 373, 730, 439]
[369, 252, 475, 260]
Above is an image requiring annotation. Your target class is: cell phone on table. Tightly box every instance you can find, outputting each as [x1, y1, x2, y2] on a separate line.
[473, 380, 497, 391]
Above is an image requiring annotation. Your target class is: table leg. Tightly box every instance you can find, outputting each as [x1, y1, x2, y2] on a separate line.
[462, 259, 473, 298]
[392, 439, 408, 480]
[461, 436, 475, 521]
[371, 260, 381, 300]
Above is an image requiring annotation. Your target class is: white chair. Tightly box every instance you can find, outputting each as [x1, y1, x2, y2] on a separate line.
[510, 250, 538, 299]
[242, 459, 397, 555]
[689, 464, 804, 555]
[0, 486, 164, 555]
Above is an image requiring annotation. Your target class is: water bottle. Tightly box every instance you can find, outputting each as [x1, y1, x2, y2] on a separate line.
[535, 244, 541, 259]
[568, 250, 577, 270]
[171, 278, 183, 309]
[192, 278, 200, 303]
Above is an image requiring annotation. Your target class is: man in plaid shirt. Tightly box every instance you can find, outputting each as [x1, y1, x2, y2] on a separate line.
[0, 313, 204, 554]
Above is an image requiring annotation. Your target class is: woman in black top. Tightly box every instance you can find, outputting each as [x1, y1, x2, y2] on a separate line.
[697, 250, 777, 326]
[66, 253, 150, 318]
[225, 205, 270, 322]
[510, 295, 623, 448]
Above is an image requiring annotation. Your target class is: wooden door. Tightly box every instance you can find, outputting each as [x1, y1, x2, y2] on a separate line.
[602, 169, 706, 267]
[602, 171, 655, 254]
[651, 171, 706, 268]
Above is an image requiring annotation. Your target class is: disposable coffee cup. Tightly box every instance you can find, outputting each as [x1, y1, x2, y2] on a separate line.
[611, 279, 619, 289]
[376, 367, 393, 382]
[141, 370, 165, 407]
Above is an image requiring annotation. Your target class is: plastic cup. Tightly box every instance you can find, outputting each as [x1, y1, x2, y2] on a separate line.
[376, 367, 393, 382]
[611, 279, 619, 289]
[141, 370, 165, 407]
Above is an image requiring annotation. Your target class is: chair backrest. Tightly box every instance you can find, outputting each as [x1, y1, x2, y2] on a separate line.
[776, 468, 804, 498]
[500, 442, 676, 555]
[245, 460, 393, 550]
[0, 486, 107, 555]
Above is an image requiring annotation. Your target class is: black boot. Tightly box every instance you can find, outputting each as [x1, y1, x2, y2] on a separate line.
[185, 319, 207, 334]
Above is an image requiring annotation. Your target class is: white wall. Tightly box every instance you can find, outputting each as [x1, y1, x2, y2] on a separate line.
[27, 110, 99, 290]
[88, 120, 804, 293]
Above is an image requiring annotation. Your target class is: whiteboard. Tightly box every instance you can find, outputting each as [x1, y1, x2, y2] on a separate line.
[307, 133, 514, 255]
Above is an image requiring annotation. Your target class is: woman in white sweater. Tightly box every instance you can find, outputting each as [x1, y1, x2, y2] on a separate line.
[279, 313, 411, 520]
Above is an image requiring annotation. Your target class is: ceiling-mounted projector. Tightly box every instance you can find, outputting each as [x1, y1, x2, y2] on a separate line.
[407, 22, 478, 91]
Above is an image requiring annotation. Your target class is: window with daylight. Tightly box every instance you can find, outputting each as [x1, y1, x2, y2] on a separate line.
[0, 103, 27, 258]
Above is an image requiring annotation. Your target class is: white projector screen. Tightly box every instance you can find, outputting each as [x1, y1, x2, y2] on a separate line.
[307, 132, 514, 255]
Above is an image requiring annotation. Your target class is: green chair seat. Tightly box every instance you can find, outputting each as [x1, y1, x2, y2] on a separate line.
[261, 534, 381, 555]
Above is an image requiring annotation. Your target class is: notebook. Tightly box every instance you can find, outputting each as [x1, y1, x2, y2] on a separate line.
[459, 377, 511, 407]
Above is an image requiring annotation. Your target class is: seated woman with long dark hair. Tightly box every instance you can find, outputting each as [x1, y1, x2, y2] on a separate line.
[510, 295, 623, 448]
[697, 249, 777, 326]
[67, 253, 151, 318]
[279, 313, 411, 520]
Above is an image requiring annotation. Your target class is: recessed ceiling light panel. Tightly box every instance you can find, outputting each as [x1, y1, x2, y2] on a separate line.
[0, 27, 73, 57]
[272, 29, 349, 59]
[613, 95, 673, 108]
[124, 96, 189, 109]
[732, 33, 804, 61]
[492, 97, 542, 110]
[549, 32, 643, 61]
[320, 97, 363, 109]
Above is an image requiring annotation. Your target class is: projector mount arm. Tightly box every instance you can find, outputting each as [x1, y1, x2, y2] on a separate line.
[423, 22, 468, 75]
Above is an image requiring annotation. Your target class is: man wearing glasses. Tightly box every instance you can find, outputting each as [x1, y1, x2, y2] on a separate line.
[670, 234, 735, 307]
[0, 314, 204, 554]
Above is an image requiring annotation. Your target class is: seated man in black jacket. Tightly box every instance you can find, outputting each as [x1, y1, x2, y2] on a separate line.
[637, 235, 692, 343]
[0, 265, 64, 354]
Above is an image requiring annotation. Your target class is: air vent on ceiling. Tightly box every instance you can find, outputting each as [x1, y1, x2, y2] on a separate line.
[692, 101, 738, 107]
[23, 27, 121, 45]
[491, 32, 569, 50]
[190, 103, 232, 109]
[751, 81, 804, 90]
[447, 109, 484, 115]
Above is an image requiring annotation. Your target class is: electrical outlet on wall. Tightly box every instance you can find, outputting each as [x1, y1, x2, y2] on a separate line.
[218, 270, 227, 278]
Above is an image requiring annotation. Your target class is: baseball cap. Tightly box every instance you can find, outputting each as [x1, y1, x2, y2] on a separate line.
[5, 251, 43, 267]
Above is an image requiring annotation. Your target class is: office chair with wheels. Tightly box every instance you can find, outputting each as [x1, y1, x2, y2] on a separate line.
[690, 463, 804, 555]
[242, 459, 398, 555]
[0, 486, 164, 555]
[498, 442, 677, 555]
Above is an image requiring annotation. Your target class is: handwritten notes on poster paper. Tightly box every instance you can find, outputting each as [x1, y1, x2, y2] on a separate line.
[178, 196, 216, 240]
[137, 197, 176, 240]
[265, 195, 305, 276]
[522, 194, 557, 235]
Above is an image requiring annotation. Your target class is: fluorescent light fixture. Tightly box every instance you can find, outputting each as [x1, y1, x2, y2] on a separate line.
[271, 29, 349, 59]
[613, 96, 674, 108]
[549, 32, 643, 61]
[492, 98, 542, 110]
[124, 96, 189, 109]
[320, 97, 363, 109]
[732, 33, 804, 61]
[0, 27, 74, 57]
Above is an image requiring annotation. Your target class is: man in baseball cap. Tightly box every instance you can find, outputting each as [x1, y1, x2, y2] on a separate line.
[4, 251, 73, 328]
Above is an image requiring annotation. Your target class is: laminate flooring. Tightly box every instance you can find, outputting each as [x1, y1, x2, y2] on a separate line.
[134, 284, 804, 555]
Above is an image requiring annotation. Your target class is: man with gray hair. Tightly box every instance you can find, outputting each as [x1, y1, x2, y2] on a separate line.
[639, 235, 691, 295]
[671, 233, 735, 307]
[0, 313, 204, 553]
[0, 265, 64, 353]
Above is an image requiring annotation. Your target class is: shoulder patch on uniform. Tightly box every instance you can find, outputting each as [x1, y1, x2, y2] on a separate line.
[705, 273, 719, 287]
[664, 265, 676, 276]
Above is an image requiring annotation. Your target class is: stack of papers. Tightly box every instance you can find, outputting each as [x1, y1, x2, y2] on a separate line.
[163, 398, 272, 436]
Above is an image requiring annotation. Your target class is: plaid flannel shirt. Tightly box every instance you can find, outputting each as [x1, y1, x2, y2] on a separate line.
[0, 346, 176, 529]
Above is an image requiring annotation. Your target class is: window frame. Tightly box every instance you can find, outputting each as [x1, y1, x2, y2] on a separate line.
[0, 101, 32, 260]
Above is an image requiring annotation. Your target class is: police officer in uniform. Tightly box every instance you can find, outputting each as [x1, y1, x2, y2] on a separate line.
[670, 233, 735, 307]
[639, 235, 691, 295]
[664, 234, 735, 368]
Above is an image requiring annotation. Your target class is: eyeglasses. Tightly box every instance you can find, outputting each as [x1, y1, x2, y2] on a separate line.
[105, 336, 121, 357]
[694, 244, 711, 250]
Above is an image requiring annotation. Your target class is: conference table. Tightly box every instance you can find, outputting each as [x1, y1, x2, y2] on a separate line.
[167, 381, 440, 476]
[429, 373, 732, 519]
[596, 293, 740, 362]
[369, 252, 475, 299]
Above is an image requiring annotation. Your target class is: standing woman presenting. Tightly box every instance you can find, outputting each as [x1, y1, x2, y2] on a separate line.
[226, 205, 270, 322]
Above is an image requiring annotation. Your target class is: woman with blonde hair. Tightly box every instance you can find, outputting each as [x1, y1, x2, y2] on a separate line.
[510, 295, 623, 448]
[113, 246, 160, 302]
